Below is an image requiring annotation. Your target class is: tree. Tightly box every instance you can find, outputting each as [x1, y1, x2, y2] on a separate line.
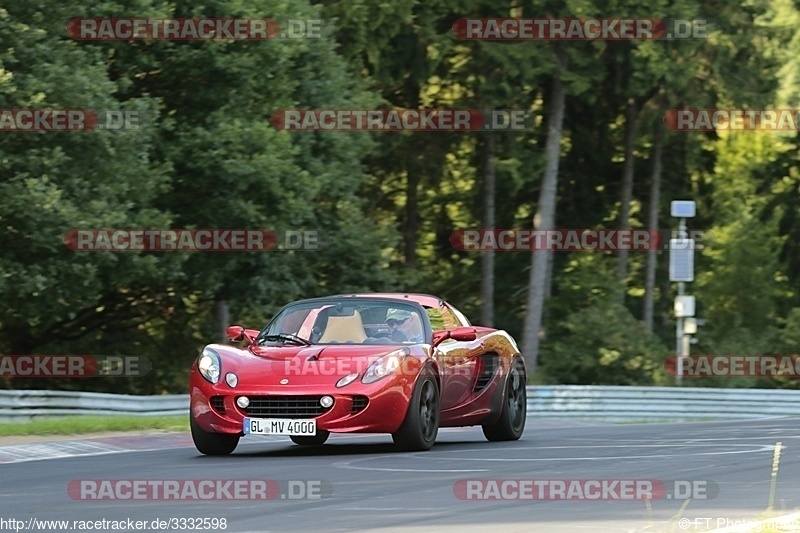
[521, 46, 566, 374]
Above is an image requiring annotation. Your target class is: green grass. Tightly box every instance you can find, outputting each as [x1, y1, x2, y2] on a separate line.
[0, 415, 188, 437]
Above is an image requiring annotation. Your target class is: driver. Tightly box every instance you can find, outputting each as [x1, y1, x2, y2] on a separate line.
[386, 309, 424, 343]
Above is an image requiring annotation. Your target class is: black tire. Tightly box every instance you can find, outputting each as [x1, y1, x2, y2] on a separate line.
[392, 373, 440, 451]
[190, 413, 240, 456]
[290, 430, 330, 446]
[482, 357, 526, 441]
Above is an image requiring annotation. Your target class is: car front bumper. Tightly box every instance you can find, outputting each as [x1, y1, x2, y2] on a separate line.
[190, 367, 415, 436]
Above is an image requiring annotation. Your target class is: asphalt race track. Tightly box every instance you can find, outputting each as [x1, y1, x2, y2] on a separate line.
[1, 418, 798, 532]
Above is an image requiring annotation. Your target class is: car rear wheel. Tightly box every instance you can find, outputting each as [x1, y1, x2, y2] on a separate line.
[482, 357, 526, 441]
[290, 430, 330, 446]
[190, 413, 240, 455]
[392, 373, 440, 451]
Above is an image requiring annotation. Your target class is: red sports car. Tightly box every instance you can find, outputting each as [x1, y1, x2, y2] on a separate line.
[189, 293, 526, 455]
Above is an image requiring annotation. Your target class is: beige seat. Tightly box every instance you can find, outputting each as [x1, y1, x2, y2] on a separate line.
[407, 313, 424, 341]
[318, 311, 368, 343]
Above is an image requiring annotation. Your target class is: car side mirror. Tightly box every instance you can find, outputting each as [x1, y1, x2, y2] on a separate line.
[227, 326, 245, 342]
[432, 330, 449, 347]
[450, 327, 477, 341]
[432, 327, 477, 347]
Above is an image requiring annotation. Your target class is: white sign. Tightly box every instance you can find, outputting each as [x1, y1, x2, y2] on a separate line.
[675, 296, 696, 318]
[670, 200, 696, 218]
[670, 239, 695, 281]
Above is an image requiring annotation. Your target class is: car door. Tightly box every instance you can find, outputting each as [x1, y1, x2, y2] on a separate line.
[428, 306, 480, 410]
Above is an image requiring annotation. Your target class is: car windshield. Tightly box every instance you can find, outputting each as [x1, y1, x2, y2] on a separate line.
[258, 299, 428, 346]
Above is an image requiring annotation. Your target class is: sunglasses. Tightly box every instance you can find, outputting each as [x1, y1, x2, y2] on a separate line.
[387, 318, 409, 327]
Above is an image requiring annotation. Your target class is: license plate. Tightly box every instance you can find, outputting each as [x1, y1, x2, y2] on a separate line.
[243, 418, 316, 436]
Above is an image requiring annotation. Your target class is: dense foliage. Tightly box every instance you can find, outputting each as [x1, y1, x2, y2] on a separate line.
[2, 0, 799, 392]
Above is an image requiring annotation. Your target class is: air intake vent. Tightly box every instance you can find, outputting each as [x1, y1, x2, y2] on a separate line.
[350, 396, 368, 414]
[243, 396, 332, 419]
[473, 354, 499, 393]
[210, 396, 226, 414]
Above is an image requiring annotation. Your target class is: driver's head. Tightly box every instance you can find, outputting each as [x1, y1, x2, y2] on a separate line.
[386, 309, 419, 340]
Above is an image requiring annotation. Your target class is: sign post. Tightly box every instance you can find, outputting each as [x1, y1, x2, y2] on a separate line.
[670, 201, 696, 385]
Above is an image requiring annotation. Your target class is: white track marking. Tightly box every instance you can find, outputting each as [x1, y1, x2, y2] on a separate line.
[422, 444, 776, 462]
[0, 435, 192, 464]
[0, 441, 127, 464]
[331, 456, 488, 473]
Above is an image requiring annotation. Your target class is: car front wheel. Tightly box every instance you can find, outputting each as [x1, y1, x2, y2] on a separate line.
[392, 373, 440, 451]
[190, 412, 240, 455]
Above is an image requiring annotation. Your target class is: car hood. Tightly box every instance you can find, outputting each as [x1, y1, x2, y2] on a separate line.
[205, 343, 407, 380]
[249, 344, 402, 361]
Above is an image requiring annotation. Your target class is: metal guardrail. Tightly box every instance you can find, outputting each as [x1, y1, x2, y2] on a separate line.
[528, 385, 800, 422]
[1, 386, 799, 422]
[0, 390, 187, 422]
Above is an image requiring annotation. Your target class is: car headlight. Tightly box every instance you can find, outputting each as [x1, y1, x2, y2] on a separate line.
[197, 348, 221, 384]
[336, 373, 359, 388]
[362, 348, 409, 384]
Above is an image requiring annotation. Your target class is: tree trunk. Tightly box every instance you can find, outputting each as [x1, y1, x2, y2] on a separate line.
[214, 300, 229, 343]
[402, 76, 423, 269]
[404, 164, 420, 268]
[617, 98, 637, 299]
[643, 123, 664, 333]
[544, 243, 554, 299]
[521, 50, 566, 376]
[480, 135, 496, 327]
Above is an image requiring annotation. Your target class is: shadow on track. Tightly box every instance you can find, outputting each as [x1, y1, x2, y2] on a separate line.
[189, 436, 501, 459]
